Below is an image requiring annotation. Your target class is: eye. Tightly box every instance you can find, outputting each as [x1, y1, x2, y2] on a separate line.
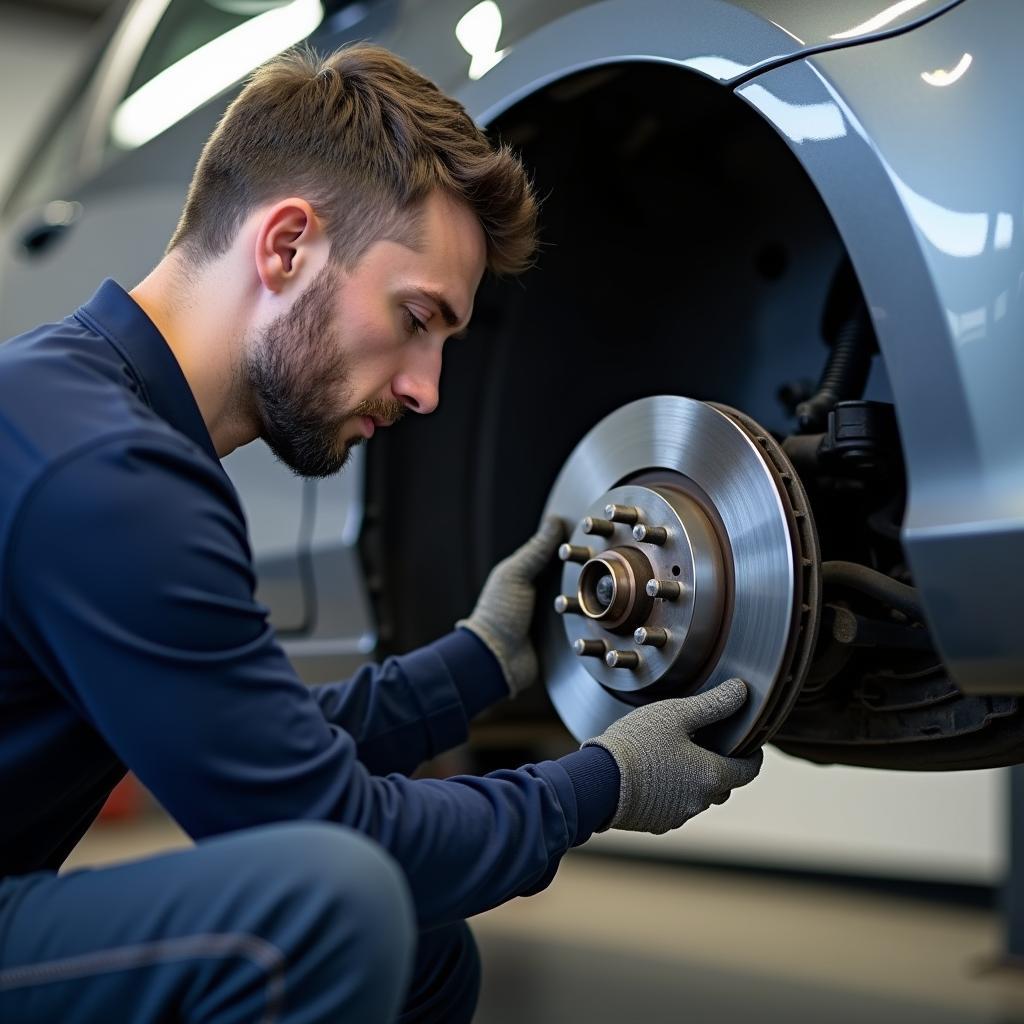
[403, 307, 428, 336]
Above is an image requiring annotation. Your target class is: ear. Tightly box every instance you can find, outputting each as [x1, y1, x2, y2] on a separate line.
[253, 198, 328, 293]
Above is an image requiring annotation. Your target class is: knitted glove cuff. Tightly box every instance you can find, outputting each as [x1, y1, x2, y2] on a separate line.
[456, 618, 516, 696]
[583, 717, 677, 834]
[582, 731, 659, 833]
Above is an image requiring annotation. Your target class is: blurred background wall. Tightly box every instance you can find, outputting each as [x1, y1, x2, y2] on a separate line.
[0, 2, 109, 194]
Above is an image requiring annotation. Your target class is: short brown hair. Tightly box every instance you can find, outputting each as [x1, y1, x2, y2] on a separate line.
[168, 44, 537, 275]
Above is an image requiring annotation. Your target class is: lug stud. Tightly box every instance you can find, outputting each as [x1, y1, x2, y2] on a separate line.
[632, 524, 668, 545]
[574, 638, 607, 659]
[605, 649, 640, 669]
[559, 543, 592, 564]
[582, 516, 615, 537]
[634, 626, 669, 648]
[604, 504, 640, 525]
[554, 595, 581, 615]
[646, 579, 683, 601]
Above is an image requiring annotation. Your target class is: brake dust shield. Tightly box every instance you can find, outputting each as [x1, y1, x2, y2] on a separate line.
[540, 396, 820, 757]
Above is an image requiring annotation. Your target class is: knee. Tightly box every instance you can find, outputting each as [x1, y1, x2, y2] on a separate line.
[269, 821, 414, 939]
[238, 823, 416, 1019]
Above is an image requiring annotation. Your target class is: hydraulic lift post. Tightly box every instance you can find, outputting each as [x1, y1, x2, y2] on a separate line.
[1005, 765, 1024, 959]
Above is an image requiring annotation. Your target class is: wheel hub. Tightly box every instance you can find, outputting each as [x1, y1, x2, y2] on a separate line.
[556, 483, 725, 695]
[541, 396, 821, 756]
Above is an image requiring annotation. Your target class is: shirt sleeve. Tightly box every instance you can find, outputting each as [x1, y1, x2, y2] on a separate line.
[310, 628, 509, 777]
[4, 433, 608, 927]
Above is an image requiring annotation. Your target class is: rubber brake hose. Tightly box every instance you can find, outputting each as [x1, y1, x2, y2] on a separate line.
[796, 306, 874, 431]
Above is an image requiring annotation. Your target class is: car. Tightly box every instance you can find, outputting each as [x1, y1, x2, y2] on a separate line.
[2, 0, 1021, 774]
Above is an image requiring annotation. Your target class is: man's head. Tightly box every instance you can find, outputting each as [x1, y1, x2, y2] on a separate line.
[167, 44, 537, 477]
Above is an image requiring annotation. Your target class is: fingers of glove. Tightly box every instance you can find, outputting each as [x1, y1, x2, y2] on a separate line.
[730, 747, 764, 789]
[678, 677, 749, 731]
[502, 516, 566, 581]
[703, 747, 764, 794]
[690, 744, 762, 795]
[710, 791, 732, 807]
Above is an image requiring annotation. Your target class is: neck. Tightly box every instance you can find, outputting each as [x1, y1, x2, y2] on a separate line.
[130, 252, 259, 457]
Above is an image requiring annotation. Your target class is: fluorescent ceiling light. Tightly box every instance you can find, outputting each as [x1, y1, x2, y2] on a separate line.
[206, 0, 292, 12]
[456, 1, 507, 81]
[111, 0, 323, 150]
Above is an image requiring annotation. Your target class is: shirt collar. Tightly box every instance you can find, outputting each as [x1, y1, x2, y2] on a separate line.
[75, 278, 218, 462]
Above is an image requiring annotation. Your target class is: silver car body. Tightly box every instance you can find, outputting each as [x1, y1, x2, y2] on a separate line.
[1, 0, 1019, 704]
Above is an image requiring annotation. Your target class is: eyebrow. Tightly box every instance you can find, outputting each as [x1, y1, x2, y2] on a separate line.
[417, 288, 470, 340]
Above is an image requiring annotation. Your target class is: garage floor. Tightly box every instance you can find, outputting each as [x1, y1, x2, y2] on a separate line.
[473, 856, 1024, 1024]
[66, 812, 1024, 1023]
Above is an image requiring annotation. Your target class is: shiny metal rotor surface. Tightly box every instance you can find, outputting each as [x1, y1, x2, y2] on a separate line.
[541, 395, 816, 755]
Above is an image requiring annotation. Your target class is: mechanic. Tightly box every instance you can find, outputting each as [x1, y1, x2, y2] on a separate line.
[0, 44, 762, 1024]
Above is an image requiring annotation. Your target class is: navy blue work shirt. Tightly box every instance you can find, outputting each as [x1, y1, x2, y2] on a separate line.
[0, 280, 618, 927]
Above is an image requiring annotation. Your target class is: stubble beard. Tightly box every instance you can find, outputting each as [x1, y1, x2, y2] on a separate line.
[245, 264, 360, 479]
[246, 264, 409, 478]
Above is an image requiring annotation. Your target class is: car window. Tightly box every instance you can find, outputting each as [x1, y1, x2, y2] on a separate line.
[109, 0, 323, 152]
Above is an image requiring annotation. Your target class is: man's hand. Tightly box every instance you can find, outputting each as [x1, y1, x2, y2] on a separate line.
[582, 678, 763, 834]
[457, 515, 565, 697]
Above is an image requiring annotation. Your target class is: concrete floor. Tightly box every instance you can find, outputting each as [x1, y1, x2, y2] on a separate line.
[473, 858, 1024, 1024]
[65, 812, 1024, 1023]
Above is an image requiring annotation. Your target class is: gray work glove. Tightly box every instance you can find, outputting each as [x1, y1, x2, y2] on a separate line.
[457, 515, 565, 697]
[583, 678, 763, 834]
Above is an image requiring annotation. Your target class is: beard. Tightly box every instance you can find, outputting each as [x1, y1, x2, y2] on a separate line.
[246, 264, 405, 479]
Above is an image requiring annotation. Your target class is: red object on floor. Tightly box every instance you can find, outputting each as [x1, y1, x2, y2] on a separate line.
[99, 774, 144, 821]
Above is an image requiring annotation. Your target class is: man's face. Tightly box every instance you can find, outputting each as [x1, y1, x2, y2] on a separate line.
[246, 191, 487, 477]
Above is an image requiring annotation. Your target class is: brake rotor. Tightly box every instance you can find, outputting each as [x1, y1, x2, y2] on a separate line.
[540, 396, 821, 756]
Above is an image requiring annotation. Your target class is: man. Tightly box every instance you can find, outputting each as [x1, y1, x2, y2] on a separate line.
[0, 44, 762, 1023]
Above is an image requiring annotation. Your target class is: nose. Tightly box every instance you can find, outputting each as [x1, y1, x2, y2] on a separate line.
[392, 346, 442, 415]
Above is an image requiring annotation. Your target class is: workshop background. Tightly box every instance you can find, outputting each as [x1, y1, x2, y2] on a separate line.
[1, 2, 1023, 1021]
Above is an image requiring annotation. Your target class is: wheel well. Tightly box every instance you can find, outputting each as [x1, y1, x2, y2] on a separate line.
[362, 61, 875, 655]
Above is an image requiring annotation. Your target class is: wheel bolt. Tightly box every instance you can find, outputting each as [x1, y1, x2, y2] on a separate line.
[604, 503, 640, 525]
[574, 638, 607, 658]
[632, 524, 668, 545]
[646, 579, 683, 601]
[582, 516, 615, 537]
[605, 649, 640, 669]
[634, 626, 669, 648]
[554, 595, 581, 615]
[559, 543, 592, 564]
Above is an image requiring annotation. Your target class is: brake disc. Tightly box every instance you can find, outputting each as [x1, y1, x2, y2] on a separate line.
[540, 396, 821, 756]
